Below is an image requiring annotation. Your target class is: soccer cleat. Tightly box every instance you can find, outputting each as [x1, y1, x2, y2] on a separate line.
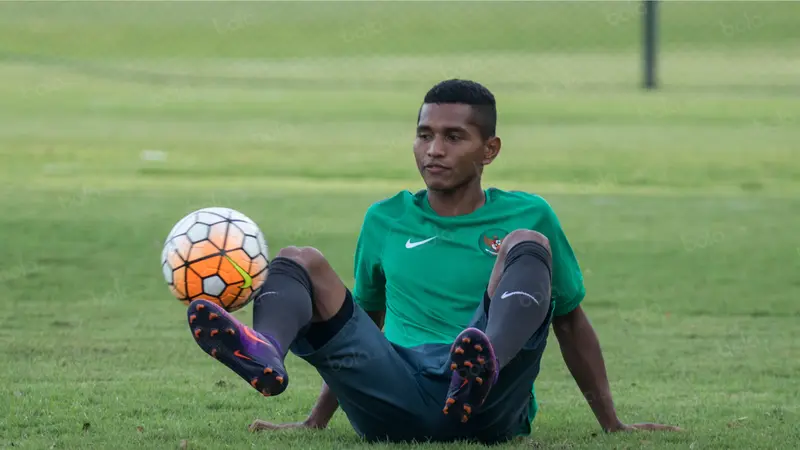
[442, 327, 498, 423]
[188, 299, 288, 397]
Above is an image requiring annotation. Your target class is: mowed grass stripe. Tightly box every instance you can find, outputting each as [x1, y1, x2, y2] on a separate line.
[7, 175, 800, 198]
[2, 49, 799, 94]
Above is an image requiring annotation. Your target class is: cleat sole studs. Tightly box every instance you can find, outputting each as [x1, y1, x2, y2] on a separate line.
[209, 313, 219, 320]
[263, 368, 273, 374]
[194, 329, 201, 338]
[189, 314, 197, 324]
[455, 347, 465, 355]
[226, 328, 235, 335]
[450, 363, 457, 370]
[210, 329, 218, 337]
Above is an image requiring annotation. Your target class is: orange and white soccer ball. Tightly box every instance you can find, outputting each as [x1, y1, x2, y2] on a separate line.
[161, 207, 269, 312]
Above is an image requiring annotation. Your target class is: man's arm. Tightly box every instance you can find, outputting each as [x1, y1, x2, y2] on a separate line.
[304, 383, 339, 428]
[552, 305, 623, 431]
[535, 197, 621, 429]
[303, 309, 385, 428]
[532, 195, 679, 432]
[552, 305, 680, 432]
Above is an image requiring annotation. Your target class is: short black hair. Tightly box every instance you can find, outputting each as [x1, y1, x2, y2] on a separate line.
[419, 79, 497, 140]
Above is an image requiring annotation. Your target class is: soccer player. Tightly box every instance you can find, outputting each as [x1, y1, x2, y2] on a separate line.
[187, 79, 679, 443]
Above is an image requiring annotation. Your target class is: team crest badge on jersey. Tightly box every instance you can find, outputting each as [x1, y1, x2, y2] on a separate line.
[478, 229, 508, 256]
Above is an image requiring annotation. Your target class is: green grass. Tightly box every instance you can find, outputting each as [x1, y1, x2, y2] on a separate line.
[1, 1, 799, 449]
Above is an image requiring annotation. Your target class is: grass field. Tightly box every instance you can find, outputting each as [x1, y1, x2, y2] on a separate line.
[1, 1, 799, 449]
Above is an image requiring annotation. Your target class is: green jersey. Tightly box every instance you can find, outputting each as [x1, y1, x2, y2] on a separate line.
[352, 187, 586, 423]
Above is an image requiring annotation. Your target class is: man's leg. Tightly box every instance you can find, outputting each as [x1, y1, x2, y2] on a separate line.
[188, 246, 336, 396]
[442, 229, 553, 423]
[484, 230, 553, 366]
[188, 246, 436, 442]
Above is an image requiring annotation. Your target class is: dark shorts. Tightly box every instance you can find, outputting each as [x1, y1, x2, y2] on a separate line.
[289, 292, 554, 444]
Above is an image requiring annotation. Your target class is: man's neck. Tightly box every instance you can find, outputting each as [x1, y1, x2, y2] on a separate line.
[426, 180, 486, 217]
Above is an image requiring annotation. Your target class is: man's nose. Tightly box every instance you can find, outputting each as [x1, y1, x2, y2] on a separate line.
[426, 137, 446, 157]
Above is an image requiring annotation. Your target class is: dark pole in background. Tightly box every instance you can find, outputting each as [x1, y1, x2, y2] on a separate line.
[643, 0, 658, 89]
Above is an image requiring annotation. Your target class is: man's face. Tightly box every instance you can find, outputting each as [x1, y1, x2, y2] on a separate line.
[414, 103, 500, 191]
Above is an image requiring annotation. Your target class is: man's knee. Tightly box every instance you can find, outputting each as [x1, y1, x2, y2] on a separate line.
[498, 229, 550, 260]
[275, 246, 328, 276]
[275, 246, 346, 319]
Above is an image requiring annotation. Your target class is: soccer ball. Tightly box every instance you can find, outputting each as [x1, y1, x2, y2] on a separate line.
[161, 207, 269, 312]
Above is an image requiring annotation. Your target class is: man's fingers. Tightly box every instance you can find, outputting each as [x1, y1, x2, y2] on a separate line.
[248, 419, 278, 432]
[249, 419, 311, 433]
[630, 423, 682, 431]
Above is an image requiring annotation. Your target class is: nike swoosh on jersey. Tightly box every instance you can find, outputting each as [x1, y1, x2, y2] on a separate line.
[500, 291, 539, 304]
[405, 237, 437, 248]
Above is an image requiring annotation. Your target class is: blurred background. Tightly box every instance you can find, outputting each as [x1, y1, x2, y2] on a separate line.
[2, 0, 798, 190]
[1, 1, 798, 449]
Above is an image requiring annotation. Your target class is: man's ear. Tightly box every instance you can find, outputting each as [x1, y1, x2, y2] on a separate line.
[482, 136, 501, 165]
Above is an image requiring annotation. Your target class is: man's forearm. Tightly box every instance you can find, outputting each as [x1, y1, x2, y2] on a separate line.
[553, 307, 623, 431]
[306, 308, 385, 427]
[306, 382, 339, 428]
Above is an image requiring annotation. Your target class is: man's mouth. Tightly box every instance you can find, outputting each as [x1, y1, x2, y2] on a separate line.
[425, 163, 450, 173]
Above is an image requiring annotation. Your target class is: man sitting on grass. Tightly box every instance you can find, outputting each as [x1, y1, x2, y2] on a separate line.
[186, 79, 680, 444]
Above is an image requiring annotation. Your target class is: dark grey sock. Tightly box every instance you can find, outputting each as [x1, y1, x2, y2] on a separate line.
[484, 240, 553, 369]
[252, 257, 314, 357]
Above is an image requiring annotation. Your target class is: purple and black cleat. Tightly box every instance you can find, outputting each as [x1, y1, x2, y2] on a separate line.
[442, 327, 499, 423]
[187, 299, 288, 397]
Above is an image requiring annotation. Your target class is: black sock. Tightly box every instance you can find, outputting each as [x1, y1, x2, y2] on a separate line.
[484, 240, 553, 369]
[304, 289, 354, 351]
[252, 257, 314, 357]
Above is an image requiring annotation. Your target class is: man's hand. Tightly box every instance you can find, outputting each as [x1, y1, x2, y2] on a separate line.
[553, 306, 683, 434]
[248, 417, 327, 433]
[249, 381, 339, 433]
[608, 422, 682, 433]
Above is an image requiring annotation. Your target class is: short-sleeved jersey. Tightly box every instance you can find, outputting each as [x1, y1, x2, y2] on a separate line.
[352, 187, 586, 423]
